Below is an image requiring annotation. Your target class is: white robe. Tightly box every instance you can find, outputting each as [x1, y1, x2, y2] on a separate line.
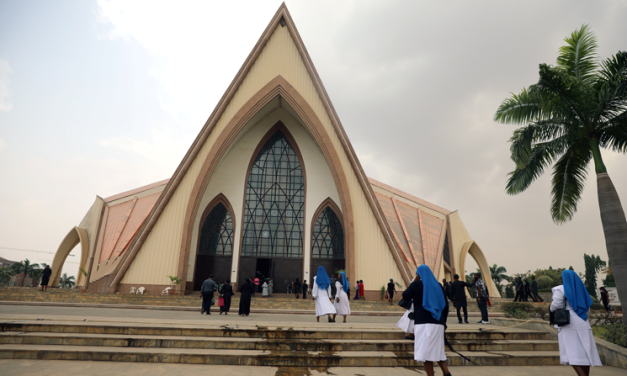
[414, 324, 446, 362]
[550, 285, 602, 366]
[262, 282, 269, 297]
[334, 281, 351, 316]
[312, 276, 336, 317]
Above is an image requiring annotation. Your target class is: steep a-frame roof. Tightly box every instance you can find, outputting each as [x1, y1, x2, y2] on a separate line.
[107, 4, 416, 290]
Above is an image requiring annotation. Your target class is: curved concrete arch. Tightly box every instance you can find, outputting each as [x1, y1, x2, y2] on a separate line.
[50, 227, 89, 288]
[458, 241, 501, 298]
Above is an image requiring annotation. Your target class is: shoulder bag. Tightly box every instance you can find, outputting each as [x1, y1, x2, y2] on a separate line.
[552, 296, 570, 327]
[398, 298, 412, 310]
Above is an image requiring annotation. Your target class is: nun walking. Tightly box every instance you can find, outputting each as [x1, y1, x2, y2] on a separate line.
[312, 266, 336, 322]
[550, 270, 602, 375]
[402, 265, 451, 376]
[333, 271, 351, 323]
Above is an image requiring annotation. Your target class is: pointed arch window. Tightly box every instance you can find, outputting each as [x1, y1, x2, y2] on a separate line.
[198, 202, 233, 256]
[312, 207, 344, 259]
[242, 130, 304, 258]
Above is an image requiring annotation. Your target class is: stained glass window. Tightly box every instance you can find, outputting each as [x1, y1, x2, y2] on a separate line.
[198, 202, 233, 256]
[312, 207, 344, 259]
[242, 131, 304, 258]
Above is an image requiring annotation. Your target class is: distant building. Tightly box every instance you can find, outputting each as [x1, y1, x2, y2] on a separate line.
[50, 5, 499, 297]
[0, 257, 17, 268]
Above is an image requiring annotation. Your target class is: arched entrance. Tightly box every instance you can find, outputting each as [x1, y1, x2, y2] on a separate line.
[310, 199, 345, 281]
[238, 124, 305, 293]
[459, 241, 501, 297]
[50, 227, 89, 288]
[193, 196, 235, 290]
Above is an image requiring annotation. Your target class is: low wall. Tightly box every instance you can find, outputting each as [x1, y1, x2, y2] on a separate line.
[491, 317, 627, 369]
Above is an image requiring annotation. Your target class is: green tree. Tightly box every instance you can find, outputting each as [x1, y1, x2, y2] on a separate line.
[0, 267, 14, 286]
[583, 254, 606, 298]
[10, 259, 40, 287]
[59, 273, 75, 289]
[536, 276, 554, 290]
[494, 25, 627, 322]
[489, 264, 509, 285]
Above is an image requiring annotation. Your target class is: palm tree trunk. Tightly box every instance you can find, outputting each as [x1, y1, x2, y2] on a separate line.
[597, 173, 627, 324]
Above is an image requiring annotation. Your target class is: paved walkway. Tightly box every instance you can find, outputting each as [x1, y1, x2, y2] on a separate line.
[0, 360, 621, 376]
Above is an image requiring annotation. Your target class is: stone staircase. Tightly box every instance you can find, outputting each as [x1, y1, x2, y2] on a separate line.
[0, 287, 508, 313]
[0, 319, 561, 367]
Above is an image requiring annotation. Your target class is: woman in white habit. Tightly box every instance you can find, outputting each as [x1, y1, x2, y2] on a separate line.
[262, 281, 269, 297]
[312, 266, 336, 322]
[402, 265, 451, 376]
[333, 271, 351, 323]
[550, 270, 601, 376]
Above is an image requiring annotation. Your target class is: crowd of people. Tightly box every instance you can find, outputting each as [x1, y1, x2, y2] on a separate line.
[513, 276, 544, 302]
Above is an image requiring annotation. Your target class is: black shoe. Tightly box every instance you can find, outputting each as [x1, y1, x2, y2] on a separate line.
[477, 321, 483, 324]
[458, 321, 463, 324]
[201, 309, 205, 314]
[464, 321, 469, 324]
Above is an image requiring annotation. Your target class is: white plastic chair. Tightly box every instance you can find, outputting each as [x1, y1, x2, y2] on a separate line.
[162, 287, 171, 295]
[136, 287, 145, 295]
[129, 287, 136, 294]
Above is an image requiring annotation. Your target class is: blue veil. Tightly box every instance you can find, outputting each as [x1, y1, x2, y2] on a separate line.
[562, 270, 593, 321]
[417, 265, 446, 321]
[316, 266, 331, 290]
[340, 271, 349, 294]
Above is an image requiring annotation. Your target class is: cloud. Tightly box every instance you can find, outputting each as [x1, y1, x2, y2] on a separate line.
[0, 58, 12, 111]
[0, 138, 6, 151]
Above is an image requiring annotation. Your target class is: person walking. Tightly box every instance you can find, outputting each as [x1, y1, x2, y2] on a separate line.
[387, 279, 397, 305]
[333, 271, 351, 323]
[450, 274, 472, 324]
[312, 266, 336, 322]
[531, 276, 544, 302]
[402, 265, 451, 376]
[600, 287, 611, 313]
[254, 277, 260, 293]
[302, 280, 308, 299]
[524, 278, 532, 302]
[262, 280, 269, 297]
[40, 265, 52, 292]
[442, 279, 452, 301]
[200, 274, 219, 315]
[474, 272, 489, 324]
[238, 278, 255, 317]
[359, 280, 365, 300]
[219, 280, 234, 315]
[550, 270, 602, 375]
[294, 278, 302, 299]
[353, 281, 360, 300]
[514, 277, 524, 302]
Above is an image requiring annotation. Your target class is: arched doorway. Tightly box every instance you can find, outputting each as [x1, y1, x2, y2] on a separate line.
[459, 241, 501, 298]
[193, 199, 235, 290]
[310, 199, 345, 282]
[239, 125, 305, 293]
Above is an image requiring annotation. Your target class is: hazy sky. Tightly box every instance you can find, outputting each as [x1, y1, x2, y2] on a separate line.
[0, 0, 625, 279]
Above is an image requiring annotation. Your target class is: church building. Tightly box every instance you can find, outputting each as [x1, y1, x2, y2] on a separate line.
[50, 5, 500, 298]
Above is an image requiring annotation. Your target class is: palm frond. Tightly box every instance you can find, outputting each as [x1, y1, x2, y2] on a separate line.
[537, 64, 587, 124]
[600, 112, 627, 153]
[595, 51, 627, 125]
[494, 86, 553, 124]
[550, 140, 592, 223]
[506, 137, 567, 195]
[557, 24, 598, 84]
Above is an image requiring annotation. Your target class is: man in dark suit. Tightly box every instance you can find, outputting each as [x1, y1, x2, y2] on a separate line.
[450, 274, 473, 324]
[531, 276, 544, 302]
[514, 277, 524, 302]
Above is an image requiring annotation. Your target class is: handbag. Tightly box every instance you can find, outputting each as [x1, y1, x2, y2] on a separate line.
[552, 297, 570, 327]
[218, 297, 225, 307]
[384, 292, 389, 300]
[398, 298, 412, 310]
[487, 297, 492, 307]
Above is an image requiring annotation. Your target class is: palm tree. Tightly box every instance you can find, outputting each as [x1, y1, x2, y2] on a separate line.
[0, 267, 14, 286]
[489, 264, 509, 288]
[10, 259, 40, 287]
[59, 273, 75, 289]
[494, 25, 627, 322]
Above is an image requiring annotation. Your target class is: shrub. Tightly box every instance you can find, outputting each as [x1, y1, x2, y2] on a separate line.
[502, 302, 534, 318]
[590, 303, 605, 311]
[505, 285, 514, 298]
[536, 276, 553, 290]
[380, 286, 385, 299]
[604, 324, 627, 348]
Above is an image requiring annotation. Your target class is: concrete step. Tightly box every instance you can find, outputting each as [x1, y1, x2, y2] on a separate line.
[0, 344, 563, 367]
[0, 322, 551, 341]
[0, 332, 559, 352]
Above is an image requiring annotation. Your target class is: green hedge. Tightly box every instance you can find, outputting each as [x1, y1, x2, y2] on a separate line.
[501, 302, 549, 320]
